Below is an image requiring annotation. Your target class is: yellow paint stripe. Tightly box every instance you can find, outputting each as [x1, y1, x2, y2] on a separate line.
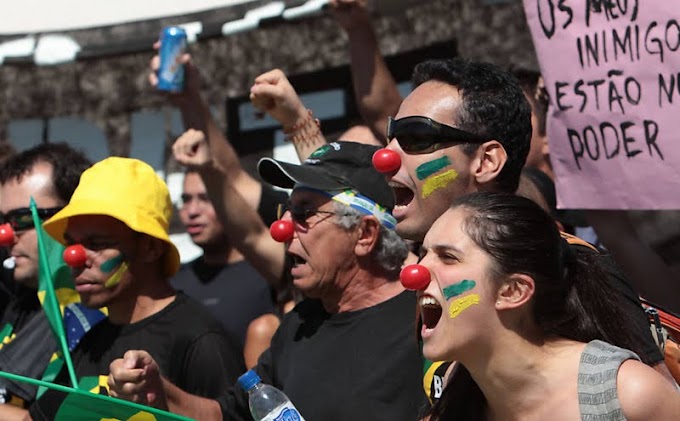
[448, 294, 480, 318]
[422, 169, 458, 198]
[104, 262, 128, 288]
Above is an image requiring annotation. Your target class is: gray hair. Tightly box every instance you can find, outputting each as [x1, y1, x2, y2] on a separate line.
[332, 201, 408, 278]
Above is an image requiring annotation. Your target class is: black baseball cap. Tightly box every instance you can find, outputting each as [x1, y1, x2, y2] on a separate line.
[258, 141, 395, 210]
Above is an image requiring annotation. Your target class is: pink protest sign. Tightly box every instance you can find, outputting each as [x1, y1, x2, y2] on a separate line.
[523, 0, 680, 209]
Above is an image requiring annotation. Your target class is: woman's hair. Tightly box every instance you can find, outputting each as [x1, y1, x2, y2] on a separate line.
[332, 201, 408, 279]
[429, 191, 648, 420]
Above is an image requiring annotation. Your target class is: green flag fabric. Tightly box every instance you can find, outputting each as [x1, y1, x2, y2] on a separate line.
[0, 371, 194, 421]
[30, 198, 79, 388]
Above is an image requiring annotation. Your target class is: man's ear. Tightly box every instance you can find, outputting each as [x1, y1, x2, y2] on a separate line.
[138, 235, 166, 264]
[495, 274, 535, 310]
[473, 140, 507, 185]
[354, 216, 381, 257]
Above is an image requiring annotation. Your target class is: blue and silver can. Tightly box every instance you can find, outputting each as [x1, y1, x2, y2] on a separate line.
[157, 26, 187, 92]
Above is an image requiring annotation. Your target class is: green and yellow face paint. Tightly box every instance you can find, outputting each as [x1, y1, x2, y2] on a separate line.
[442, 279, 479, 319]
[100, 253, 129, 288]
[415, 156, 458, 199]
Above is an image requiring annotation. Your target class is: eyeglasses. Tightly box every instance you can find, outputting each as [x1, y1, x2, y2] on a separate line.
[387, 116, 488, 153]
[0, 207, 62, 231]
[276, 202, 336, 225]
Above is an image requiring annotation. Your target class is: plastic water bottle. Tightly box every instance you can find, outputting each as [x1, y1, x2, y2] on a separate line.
[237, 370, 305, 421]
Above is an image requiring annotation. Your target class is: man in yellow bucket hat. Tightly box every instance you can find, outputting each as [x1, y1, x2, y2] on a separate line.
[21, 157, 245, 420]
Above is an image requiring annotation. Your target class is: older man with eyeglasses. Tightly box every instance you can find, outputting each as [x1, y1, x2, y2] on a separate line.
[107, 141, 428, 421]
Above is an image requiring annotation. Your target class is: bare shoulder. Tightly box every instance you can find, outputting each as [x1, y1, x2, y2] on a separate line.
[247, 314, 281, 338]
[617, 359, 680, 420]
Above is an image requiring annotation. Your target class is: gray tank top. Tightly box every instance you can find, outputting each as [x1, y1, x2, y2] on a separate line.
[578, 339, 640, 420]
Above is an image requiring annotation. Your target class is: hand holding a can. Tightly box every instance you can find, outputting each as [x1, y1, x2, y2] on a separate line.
[148, 45, 200, 103]
[249, 69, 308, 128]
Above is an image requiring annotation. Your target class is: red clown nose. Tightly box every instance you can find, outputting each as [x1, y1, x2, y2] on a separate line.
[400, 264, 431, 291]
[63, 244, 87, 268]
[269, 220, 294, 243]
[372, 148, 401, 174]
[0, 224, 15, 247]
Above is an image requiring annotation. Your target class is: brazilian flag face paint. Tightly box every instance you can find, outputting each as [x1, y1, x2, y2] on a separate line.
[442, 280, 479, 319]
[415, 157, 459, 199]
[100, 254, 128, 288]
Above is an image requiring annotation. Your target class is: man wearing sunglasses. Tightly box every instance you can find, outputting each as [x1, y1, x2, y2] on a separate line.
[384, 59, 531, 243]
[106, 141, 427, 420]
[0, 143, 91, 411]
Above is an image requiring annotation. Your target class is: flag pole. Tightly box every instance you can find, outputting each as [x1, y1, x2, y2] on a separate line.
[30, 198, 79, 389]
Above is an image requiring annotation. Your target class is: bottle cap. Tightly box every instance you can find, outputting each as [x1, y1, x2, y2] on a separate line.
[237, 370, 261, 392]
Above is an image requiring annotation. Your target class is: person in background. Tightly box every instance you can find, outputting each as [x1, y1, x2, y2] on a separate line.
[512, 68, 680, 314]
[171, 135, 275, 350]
[0, 141, 17, 321]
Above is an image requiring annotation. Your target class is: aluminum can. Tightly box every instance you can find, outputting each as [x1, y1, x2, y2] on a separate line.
[157, 26, 187, 92]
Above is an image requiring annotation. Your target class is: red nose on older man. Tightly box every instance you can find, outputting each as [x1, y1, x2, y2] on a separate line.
[400, 264, 431, 291]
[0, 224, 15, 247]
[63, 244, 87, 268]
[372, 148, 401, 174]
[269, 220, 294, 243]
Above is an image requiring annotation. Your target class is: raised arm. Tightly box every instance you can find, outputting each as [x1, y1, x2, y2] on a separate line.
[149, 46, 262, 210]
[173, 129, 286, 288]
[250, 69, 327, 161]
[329, 0, 402, 142]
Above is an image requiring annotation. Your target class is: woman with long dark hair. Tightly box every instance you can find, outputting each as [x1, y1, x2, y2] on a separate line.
[415, 192, 679, 420]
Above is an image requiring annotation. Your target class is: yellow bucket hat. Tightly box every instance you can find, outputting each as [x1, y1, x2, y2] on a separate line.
[43, 157, 180, 277]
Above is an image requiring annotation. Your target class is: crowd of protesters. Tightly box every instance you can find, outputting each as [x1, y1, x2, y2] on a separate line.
[0, 0, 678, 420]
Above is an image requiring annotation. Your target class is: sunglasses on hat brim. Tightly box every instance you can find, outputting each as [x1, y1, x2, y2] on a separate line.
[387, 116, 488, 153]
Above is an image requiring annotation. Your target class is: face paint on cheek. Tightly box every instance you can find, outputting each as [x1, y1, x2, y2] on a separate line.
[448, 294, 480, 318]
[416, 156, 451, 180]
[422, 170, 458, 198]
[442, 280, 476, 300]
[100, 254, 129, 288]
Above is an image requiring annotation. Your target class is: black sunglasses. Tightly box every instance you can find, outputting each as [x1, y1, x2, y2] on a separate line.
[0, 207, 62, 231]
[276, 202, 335, 225]
[387, 116, 488, 153]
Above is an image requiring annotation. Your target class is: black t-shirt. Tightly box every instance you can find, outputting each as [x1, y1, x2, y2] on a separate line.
[218, 291, 429, 421]
[28, 292, 245, 420]
[171, 258, 274, 349]
[0, 285, 41, 338]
